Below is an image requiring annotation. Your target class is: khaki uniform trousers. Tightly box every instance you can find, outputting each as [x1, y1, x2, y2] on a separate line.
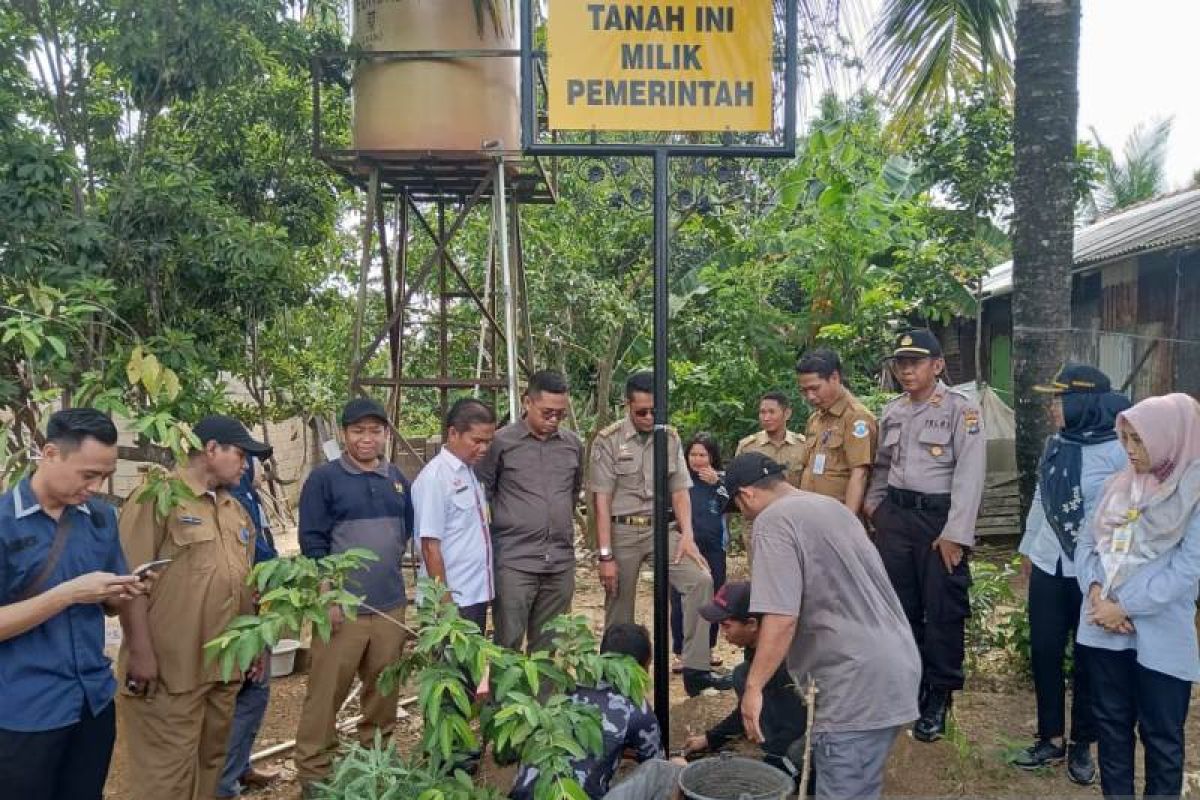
[603, 523, 713, 671]
[294, 605, 408, 784]
[116, 679, 240, 799]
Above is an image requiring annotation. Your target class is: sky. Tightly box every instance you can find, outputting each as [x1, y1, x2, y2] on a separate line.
[1078, 0, 1199, 190]
[835, 0, 1199, 191]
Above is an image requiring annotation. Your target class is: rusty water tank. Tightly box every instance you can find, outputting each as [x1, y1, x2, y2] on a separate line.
[350, 0, 521, 152]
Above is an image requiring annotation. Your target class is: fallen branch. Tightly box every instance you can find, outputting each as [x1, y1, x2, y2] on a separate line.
[796, 676, 818, 800]
[249, 694, 419, 764]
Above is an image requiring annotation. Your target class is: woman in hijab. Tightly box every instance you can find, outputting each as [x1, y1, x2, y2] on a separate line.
[1075, 392, 1200, 800]
[1014, 365, 1129, 782]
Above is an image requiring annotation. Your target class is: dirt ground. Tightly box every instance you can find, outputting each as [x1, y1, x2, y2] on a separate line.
[104, 550, 1200, 799]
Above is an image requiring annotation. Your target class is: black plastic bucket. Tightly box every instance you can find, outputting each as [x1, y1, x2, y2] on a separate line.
[678, 753, 793, 800]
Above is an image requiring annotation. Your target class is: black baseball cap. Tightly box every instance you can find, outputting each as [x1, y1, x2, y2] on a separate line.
[892, 328, 942, 358]
[341, 397, 390, 427]
[1034, 364, 1113, 395]
[193, 415, 271, 457]
[717, 453, 787, 513]
[699, 582, 753, 623]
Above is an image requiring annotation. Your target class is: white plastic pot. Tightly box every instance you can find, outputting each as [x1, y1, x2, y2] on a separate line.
[270, 639, 302, 677]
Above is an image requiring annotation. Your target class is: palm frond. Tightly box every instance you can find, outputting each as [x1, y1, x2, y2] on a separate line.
[870, 0, 1014, 132]
[1090, 117, 1173, 214]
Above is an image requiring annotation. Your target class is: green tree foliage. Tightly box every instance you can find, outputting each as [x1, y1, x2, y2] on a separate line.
[0, 0, 351, 460]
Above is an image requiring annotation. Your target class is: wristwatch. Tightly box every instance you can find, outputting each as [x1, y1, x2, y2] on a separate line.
[598, 546, 614, 562]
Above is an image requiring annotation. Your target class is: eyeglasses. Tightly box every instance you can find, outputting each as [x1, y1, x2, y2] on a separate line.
[532, 407, 567, 421]
[632, 407, 654, 418]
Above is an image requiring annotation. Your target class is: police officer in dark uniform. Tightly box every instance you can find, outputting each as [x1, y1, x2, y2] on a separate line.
[864, 329, 986, 742]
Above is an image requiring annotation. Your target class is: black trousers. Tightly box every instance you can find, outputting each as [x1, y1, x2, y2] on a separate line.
[0, 700, 116, 800]
[1090, 648, 1191, 800]
[1028, 562, 1097, 743]
[459, 601, 490, 634]
[873, 498, 970, 690]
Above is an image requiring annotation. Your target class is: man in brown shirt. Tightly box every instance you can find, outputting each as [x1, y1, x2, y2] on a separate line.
[117, 416, 270, 799]
[477, 370, 584, 653]
[795, 348, 878, 515]
[734, 392, 806, 486]
[590, 371, 730, 697]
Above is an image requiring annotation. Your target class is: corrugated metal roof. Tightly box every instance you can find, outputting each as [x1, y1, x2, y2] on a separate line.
[983, 188, 1200, 298]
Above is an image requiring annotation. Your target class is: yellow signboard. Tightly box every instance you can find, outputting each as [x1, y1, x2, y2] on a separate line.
[547, 1, 774, 132]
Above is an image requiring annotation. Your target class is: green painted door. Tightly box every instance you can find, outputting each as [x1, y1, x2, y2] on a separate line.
[990, 334, 1012, 404]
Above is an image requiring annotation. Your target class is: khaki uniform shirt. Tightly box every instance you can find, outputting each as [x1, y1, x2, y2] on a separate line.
[117, 471, 255, 692]
[590, 417, 691, 518]
[799, 391, 878, 502]
[735, 430, 807, 487]
[865, 382, 986, 547]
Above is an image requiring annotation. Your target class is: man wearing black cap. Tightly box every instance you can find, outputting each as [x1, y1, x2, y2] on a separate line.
[294, 398, 414, 794]
[863, 328, 986, 743]
[725, 452, 919, 800]
[682, 582, 807, 775]
[116, 415, 272, 799]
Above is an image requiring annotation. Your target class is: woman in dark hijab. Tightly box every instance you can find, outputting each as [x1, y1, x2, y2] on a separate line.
[1013, 365, 1130, 783]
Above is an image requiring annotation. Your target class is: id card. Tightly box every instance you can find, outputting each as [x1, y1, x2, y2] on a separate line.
[1111, 523, 1133, 554]
[812, 453, 826, 475]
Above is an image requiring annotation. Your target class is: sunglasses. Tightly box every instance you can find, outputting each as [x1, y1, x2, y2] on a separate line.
[632, 407, 655, 418]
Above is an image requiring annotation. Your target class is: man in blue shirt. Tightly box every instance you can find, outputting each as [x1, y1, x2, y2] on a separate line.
[218, 456, 281, 796]
[0, 408, 150, 800]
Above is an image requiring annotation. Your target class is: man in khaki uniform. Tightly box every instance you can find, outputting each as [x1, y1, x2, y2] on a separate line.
[591, 371, 730, 697]
[118, 416, 270, 799]
[734, 392, 806, 487]
[795, 348, 878, 514]
[864, 329, 986, 744]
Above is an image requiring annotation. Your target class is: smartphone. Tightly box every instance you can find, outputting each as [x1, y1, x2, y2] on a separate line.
[132, 558, 173, 578]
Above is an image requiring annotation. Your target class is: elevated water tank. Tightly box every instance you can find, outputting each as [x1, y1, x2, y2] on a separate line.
[351, 0, 521, 152]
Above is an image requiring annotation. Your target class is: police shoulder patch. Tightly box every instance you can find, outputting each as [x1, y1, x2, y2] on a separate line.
[963, 408, 982, 435]
[852, 419, 870, 439]
[598, 420, 623, 437]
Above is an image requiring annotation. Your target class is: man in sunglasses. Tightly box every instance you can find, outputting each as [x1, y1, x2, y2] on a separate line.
[590, 371, 730, 696]
[477, 370, 584, 653]
[863, 328, 986, 743]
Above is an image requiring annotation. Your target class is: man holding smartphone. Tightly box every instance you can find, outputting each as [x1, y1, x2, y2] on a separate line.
[0, 408, 151, 800]
[117, 415, 270, 800]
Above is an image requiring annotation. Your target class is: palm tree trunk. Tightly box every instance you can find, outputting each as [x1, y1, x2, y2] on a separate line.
[1011, 0, 1081, 515]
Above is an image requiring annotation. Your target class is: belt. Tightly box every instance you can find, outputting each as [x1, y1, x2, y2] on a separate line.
[613, 514, 653, 527]
[887, 486, 951, 513]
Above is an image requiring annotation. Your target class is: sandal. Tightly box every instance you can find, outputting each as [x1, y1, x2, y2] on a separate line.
[672, 655, 684, 674]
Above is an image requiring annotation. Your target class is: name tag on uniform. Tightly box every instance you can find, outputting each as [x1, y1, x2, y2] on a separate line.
[454, 484, 469, 494]
[812, 453, 826, 475]
[179, 515, 203, 525]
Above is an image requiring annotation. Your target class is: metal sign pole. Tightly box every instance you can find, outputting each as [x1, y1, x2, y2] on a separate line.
[651, 148, 671, 732]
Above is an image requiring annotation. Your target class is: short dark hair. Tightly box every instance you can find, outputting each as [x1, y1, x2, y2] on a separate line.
[526, 370, 568, 398]
[625, 371, 654, 401]
[760, 391, 790, 410]
[46, 408, 118, 452]
[600, 622, 652, 668]
[445, 398, 497, 434]
[684, 432, 723, 472]
[796, 348, 843, 380]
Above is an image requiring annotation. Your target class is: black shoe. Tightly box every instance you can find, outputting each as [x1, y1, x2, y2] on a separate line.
[1066, 741, 1097, 786]
[913, 688, 951, 742]
[1011, 738, 1066, 770]
[682, 668, 734, 697]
